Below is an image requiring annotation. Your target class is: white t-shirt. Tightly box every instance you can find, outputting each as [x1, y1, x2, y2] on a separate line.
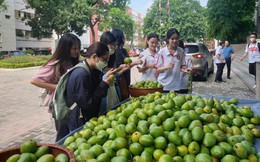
[245, 43, 260, 63]
[215, 46, 226, 64]
[155, 46, 186, 91]
[138, 49, 158, 81]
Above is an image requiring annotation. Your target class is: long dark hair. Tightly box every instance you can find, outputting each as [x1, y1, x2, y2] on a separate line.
[112, 29, 125, 47]
[179, 40, 185, 49]
[100, 31, 116, 45]
[166, 28, 180, 44]
[81, 42, 109, 58]
[48, 33, 80, 75]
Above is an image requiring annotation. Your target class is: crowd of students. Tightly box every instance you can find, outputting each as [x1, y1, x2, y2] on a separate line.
[31, 28, 192, 141]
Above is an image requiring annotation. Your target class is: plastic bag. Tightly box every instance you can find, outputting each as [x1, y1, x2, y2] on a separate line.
[106, 85, 120, 111]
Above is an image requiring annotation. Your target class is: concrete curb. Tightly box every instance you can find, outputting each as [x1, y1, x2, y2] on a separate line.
[0, 66, 41, 71]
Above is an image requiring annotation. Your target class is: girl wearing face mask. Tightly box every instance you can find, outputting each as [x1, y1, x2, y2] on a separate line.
[99, 31, 129, 115]
[65, 42, 116, 132]
[155, 28, 189, 93]
[137, 33, 159, 81]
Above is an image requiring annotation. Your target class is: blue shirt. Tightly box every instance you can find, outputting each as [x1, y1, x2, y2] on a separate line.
[223, 46, 234, 59]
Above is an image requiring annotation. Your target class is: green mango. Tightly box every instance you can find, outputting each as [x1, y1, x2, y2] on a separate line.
[17, 153, 31, 162]
[221, 154, 238, 162]
[233, 143, 248, 159]
[218, 142, 233, 154]
[20, 140, 37, 153]
[182, 131, 192, 146]
[35, 146, 49, 158]
[36, 154, 55, 162]
[192, 127, 204, 142]
[6, 154, 20, 162]
[55, 153, 69, 162]
[203, 133, 216, 148]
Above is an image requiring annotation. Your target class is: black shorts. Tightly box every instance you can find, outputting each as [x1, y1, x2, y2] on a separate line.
[249, 63, 256, 76]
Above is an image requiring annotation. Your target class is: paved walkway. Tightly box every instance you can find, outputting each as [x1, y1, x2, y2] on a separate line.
[0, 45, 256, 151]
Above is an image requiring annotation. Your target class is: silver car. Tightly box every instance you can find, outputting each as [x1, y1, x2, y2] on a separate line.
[185, 43, 214, 81]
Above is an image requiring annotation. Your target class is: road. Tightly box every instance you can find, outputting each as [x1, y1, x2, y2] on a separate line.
[0, 44, 256, 151]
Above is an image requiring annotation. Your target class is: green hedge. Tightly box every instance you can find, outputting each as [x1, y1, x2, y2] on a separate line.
[0, 55, 51, 68]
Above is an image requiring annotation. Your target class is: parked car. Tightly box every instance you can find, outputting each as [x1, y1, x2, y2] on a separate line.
[10, 50, 24, 56]
[34, 50, 52, 55]
[185, 43, 214, 81]
[0, 50, 24, 57]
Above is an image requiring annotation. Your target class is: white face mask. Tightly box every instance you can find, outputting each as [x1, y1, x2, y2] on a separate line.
[109, 48, 115, 55]
[250, 38, 256, 42]
[96, 60, 107, 71]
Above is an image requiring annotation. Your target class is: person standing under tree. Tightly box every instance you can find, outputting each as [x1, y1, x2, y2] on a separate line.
[223, 40, 235, 79]
[240, 32, 260, 89]
[215, 41, 226, 83]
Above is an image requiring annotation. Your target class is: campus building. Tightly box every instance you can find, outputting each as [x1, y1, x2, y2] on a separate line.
[0, 0, 52, 52]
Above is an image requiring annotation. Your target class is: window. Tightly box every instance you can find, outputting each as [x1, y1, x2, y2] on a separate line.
[25, 31, 31, 37]
[15, 10, 21, 19]
[0, 33, 2, 42]
[186, 45, 199, 53]
[5, 15, 10, 19]
[16, 29, 24, 37]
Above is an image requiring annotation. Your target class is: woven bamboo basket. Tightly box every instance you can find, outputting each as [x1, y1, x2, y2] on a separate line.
[0, 143, 76, 162]
[129, 85, 164, 97]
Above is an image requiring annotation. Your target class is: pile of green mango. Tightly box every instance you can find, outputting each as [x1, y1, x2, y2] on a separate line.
[62, 91, 260, 162]
[6, 139, 69, 162]
[132, 80, 162, 89]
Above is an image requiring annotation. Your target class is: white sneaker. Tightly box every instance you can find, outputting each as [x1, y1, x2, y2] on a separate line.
[252, 85, 256, 89]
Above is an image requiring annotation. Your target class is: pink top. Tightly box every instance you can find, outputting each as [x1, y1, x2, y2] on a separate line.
[32, 60, 74, 105]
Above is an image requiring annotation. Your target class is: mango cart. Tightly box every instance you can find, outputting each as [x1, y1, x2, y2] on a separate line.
[56, 92, 260, 161]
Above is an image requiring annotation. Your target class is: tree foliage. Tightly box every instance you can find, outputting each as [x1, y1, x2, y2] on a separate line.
[26, 0, 75, 39]
[26, 0, 132, 42]
[207, 0, 256, 43]
[0, 0, 7, 12]
[143, 0, 206, 43]
[98, 7, 134, 41]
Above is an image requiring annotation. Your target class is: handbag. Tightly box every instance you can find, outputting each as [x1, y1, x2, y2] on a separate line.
[38, 88, 51, 107]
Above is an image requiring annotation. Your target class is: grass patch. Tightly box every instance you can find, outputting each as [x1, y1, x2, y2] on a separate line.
[0, 55, 51, 68]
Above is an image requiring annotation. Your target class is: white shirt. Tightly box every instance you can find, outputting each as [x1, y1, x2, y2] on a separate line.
[138, 49, 158, 81]
[155, 46, 186, 91]
[215, 46, 226, 64]
[245, 43, 260, 63]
